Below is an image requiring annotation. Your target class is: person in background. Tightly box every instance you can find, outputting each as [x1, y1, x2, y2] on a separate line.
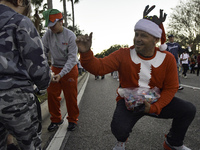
[196, 53, 200, 76]
[76, 5, 196, 150]
[0, 0, 52, 150]
[189, 54, 196, 74]
[101, 75, 105, 79]
[42, 9, 79, 132]
[112, 71, 119, 81]
[77, 59, 83, 75]
[95, 75, 105, 80]
[166, 34, 184, 90]
[113, 71, 118, 79]
[95, 75, 99, 80]
[180, 49, 190, 78]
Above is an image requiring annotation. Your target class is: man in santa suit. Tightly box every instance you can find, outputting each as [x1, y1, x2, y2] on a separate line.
[76, 5, 196, 150]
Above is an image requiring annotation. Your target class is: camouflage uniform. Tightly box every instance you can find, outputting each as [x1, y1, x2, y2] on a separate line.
[0, 4, 51, 150]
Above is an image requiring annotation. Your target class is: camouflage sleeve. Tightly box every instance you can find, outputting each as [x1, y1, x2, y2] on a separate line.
[16, 17, 51, 90]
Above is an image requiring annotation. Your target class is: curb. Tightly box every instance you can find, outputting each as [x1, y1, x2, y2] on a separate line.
[40, 72, 87, 121]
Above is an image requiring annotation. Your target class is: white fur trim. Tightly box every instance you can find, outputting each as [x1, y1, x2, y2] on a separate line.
[134, 19, 162, 38]
[159, 43, 167, 51]
[130, 48, 166, 88]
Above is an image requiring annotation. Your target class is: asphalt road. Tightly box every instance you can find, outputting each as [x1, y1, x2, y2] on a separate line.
[59, 73, 200, 150]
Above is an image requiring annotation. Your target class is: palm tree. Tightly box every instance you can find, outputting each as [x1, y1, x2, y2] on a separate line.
[47, 0, 53, 9]
[31, 0, 44, 33]
[62, 0, 68, 27]
[70, 0, 80, 31]
[60, 0, 80, 30]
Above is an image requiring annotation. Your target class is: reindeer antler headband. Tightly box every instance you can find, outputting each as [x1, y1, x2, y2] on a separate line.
[134, 5, 168, 50]
[143, 5, 167, 25]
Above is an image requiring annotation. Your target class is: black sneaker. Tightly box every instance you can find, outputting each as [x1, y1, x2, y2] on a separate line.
[67, 122, 77, 131]
[47, 120, 64, 132]
[7, 143, 20, 150]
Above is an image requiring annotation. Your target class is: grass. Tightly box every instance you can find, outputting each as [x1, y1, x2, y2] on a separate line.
[36, 92, 48, 104]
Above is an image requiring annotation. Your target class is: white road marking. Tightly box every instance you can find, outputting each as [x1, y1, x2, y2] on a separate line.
[180, 84, 200, 90]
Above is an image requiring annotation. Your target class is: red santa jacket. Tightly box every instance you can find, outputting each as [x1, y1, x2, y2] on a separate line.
[80, 46, 178, 115]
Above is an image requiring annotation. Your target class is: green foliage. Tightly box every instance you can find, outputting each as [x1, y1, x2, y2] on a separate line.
[95, 44, 129, 58]
[60, 0, 80, 4]
[31, 0, 44, 5]
[167, 0, 200, 52]
[36, 92, 47, 104]
[67, 25, 84, 36]
[74, 0, 80, 3]
[31, 0, 47, 37]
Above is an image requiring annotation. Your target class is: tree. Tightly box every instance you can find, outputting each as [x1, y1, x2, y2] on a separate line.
[31, 0, 84, 36]
[47, 0, 53, 9]
[33, 8, 40, 31]
[67, 25, 84, 36]
[167, 0, 200, 53]
[69, 0, 80, 31]
[62, 0, 68, 27]
[95, 44, 129, 58]
[31, 0, 48, 36]
[60, 0, 80, 30]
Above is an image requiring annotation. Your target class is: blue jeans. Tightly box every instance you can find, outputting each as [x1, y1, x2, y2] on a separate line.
[111, 98, 196, 146]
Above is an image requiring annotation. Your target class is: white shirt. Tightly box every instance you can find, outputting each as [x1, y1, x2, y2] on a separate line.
[180, 53, 189, 64]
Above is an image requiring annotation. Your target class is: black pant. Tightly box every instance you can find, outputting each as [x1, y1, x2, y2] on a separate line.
[111, 98, 196, 146]
[182, 64, 188, 76]
[197, 63, 200, 76]
[190, 64, 195, 73]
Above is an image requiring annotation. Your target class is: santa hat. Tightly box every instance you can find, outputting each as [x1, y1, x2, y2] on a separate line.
[134, 5, 167, 51]
[43, 9, 63, 27]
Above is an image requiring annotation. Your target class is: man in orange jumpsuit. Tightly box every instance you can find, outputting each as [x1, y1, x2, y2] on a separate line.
[42, 9, 79, 132]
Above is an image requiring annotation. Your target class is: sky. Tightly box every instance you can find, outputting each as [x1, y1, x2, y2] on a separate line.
[52, 0, 182, 55]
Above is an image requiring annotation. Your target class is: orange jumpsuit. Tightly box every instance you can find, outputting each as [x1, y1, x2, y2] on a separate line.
[42, 27, 79, 124]
[47, 65, 79, 123]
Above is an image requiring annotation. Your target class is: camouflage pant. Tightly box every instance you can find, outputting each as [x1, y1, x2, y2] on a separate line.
[0, 88, 42, 150]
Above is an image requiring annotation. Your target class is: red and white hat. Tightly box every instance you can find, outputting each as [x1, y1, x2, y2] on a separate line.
[134, 5, 167, 51]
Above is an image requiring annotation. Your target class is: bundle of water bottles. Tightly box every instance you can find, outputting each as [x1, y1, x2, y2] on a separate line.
[118, 87, 160, 111]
